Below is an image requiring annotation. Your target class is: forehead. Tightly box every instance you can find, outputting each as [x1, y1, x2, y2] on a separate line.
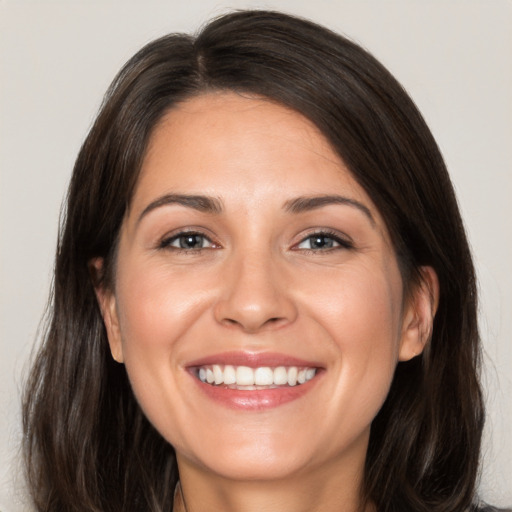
[134, 92, 375, 209]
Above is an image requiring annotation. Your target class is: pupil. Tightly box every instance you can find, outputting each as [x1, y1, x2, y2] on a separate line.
[181, 235, 201, 248]
[313, 236, 332, 249]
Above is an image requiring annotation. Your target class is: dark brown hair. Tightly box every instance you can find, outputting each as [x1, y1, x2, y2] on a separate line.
[23, 10, 484, 512]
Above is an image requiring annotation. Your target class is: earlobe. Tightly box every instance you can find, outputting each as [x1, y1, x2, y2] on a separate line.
[398, 266, 439, 362]
[89, 258, 124, 363]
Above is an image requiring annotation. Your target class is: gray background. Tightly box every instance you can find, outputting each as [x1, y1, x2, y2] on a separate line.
[1, 0, 511, 509]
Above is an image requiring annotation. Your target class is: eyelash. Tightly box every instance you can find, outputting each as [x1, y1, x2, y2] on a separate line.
[293, 230, 354, 253]
[157, 229, 353, 254]
[158, 230, 218, 252]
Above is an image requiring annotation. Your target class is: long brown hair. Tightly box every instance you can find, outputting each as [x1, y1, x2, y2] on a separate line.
[23, 10, 484, 511]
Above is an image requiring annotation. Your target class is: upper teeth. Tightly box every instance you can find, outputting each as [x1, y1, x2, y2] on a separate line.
[197, 365, 317, 388]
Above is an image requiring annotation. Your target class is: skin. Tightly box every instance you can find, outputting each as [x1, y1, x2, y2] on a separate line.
[94, 92, 438, 512]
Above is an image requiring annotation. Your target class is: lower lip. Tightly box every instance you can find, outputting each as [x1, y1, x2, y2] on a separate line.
[190, 373, 321, 411]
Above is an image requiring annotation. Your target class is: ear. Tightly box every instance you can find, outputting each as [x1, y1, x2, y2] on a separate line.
[398, 266, 439, 361]
[89, 257, 124, 363]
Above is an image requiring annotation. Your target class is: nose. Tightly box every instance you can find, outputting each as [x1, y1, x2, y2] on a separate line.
[213, 251, 298, 333]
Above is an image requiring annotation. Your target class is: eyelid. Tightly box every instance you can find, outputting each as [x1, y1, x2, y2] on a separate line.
[292, 229, 354, 251]
[157, 227, 220, 250]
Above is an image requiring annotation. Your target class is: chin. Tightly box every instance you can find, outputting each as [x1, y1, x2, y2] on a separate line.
[175, 428, 317, 482]
[197, 452, 310, 482]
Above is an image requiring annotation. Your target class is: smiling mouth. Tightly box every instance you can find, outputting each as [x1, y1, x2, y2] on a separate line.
[194, 364, 317, 389]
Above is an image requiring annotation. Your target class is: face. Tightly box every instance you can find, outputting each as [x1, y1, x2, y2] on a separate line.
[97, 92, 431, 483]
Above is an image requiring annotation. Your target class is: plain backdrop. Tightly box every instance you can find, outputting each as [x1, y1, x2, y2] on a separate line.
[1, 1, 511, 510]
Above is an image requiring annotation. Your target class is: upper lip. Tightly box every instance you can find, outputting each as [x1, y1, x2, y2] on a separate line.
[186, 351, 323, 369]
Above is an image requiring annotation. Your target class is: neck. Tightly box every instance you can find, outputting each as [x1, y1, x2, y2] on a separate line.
[176, 453, 373, 512]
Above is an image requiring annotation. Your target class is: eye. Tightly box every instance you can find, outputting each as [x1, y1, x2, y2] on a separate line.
[160, 232, 216, 251]
[296, 232, 352, 251]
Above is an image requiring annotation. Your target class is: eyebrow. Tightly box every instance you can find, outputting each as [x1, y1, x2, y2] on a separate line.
[137, 193, 375, 226]
[137, 194, 223, 224]
[284, 195, 375, 226]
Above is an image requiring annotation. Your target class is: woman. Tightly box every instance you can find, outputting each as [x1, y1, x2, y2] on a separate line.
[22, 10, 502, 512]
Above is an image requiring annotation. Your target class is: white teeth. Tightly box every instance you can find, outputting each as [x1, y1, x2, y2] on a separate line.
[254, 367, 274, 386]
[287, 366, 298, 386]
[196, 364, 317, 388]
[236, 366, 255, 386]
[273, 366, 288, 385]
[213, 364, 223, 385]
[223, 365, 236, 384]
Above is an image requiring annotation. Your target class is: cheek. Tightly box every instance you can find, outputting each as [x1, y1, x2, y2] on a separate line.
[344, 270, 402, 379]
[306, 261, 402, 350]
[112, 259, 214, 439]
[113, 259, 206, 395]
[302, 262, 403, 409]
[348, 277, 403, 405]
[116, 258, 208, 349]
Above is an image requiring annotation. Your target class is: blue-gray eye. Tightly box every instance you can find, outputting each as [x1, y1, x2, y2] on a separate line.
[297, 233, 351, 250]
[297, 235, 337, 250]
[166, 233, 214, 249]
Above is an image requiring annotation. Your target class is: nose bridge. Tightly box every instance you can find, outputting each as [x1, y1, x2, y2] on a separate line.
[214, 246, 297, 332]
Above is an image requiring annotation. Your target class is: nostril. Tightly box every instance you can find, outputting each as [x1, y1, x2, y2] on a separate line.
[220, 315, 286, 332]
[261, 317, 287, 329]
